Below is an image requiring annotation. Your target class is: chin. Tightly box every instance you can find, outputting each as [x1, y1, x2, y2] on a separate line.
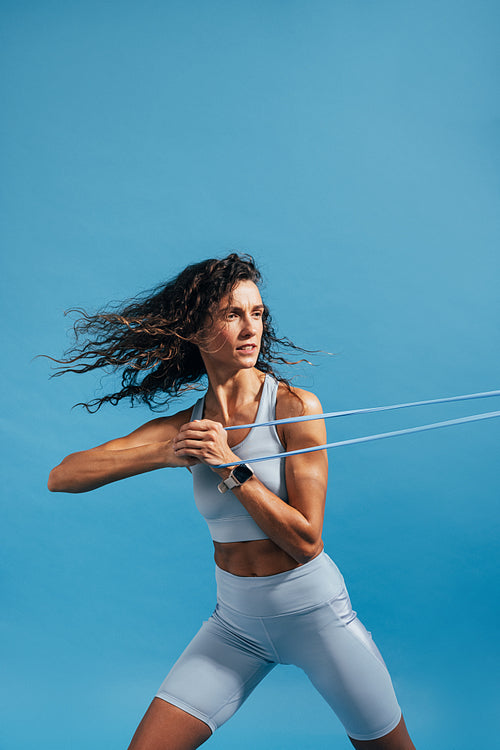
[236, 354, 259, 369]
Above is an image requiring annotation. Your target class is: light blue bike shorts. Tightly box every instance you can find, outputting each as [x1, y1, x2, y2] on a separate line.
[156, 551, 402, 741]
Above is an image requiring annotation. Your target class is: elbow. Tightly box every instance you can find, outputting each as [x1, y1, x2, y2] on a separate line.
[47, 465, 78, 493]
[47, 466, 64, 492]
[294, 537, 324, 565]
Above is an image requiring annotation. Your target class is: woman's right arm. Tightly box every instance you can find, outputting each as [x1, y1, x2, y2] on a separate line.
[47, 409, 193, 493]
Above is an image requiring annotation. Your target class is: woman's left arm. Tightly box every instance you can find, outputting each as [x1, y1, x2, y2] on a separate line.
[173, 389, 328, 564]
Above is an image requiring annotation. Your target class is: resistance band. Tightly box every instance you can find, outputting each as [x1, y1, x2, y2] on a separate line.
[225, 389, 500, 431]
[215, 390, 500, 468]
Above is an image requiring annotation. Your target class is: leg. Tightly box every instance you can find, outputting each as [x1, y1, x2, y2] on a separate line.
[127, 698, 212, 750]
[128, 607, 275, 748]
[273, 577, 414, 745]
[349, 714, 415, 750]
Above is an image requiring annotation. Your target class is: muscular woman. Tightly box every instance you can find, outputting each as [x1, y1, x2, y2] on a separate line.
[48, 253, 415, 750]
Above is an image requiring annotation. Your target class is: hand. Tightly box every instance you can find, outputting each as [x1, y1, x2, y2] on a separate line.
[166, 447, 200, 469]
[173, 419, 239, 474]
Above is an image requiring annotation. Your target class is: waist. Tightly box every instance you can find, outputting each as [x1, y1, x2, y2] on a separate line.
[213, 538, 304, 576]
[215, 550, 345, 616]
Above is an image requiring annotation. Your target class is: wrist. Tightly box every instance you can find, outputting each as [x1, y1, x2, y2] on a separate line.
[163, 439, 190, 469]
[212, 466, 233, 479]
[210, 451, 239, 478]
[217, 463, 255, 493]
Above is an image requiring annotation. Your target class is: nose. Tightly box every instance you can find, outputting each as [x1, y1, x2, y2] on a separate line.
[241, 313, 258, 337]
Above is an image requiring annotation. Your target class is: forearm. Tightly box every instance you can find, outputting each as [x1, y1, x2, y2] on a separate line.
[228, 474, 323, 563]
[48, 440, 176, 493]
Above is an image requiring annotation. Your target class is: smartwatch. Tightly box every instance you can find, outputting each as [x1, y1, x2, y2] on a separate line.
[217, 463, 254, 493]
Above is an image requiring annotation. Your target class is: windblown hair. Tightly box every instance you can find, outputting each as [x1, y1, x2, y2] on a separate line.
[49, 253, 311, 412]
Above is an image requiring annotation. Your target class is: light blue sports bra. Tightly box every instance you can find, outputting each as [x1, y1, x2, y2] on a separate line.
[190, 374, 288, 542]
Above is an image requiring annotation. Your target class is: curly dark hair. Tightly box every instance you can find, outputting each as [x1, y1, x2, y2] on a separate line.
[47, 253, 312, 412]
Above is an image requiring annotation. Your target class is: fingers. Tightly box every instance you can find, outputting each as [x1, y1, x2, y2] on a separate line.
[175, 420, 225, 444]
[177, 419, 223, 434]
[173, 419, 235, 466]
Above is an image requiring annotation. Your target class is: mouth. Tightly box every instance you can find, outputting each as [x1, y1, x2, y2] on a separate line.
[236, 344, 258, 353]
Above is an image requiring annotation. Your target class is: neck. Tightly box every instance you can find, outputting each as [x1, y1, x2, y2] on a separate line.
[204, 367, 265, 424]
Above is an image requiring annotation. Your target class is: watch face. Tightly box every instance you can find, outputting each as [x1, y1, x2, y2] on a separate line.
[233, 464, 254, 483]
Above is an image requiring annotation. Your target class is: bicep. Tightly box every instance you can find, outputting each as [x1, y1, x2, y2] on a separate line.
[282, 392, 328, 527]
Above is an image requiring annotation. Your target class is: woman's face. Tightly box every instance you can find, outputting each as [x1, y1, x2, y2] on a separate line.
[197, 280, 264, 371]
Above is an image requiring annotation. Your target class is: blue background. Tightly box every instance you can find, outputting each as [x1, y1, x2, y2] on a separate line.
[2, 2, 499, 748]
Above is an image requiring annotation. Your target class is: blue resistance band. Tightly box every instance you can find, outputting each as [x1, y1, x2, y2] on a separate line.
[225, 389, 500, 431]
[216, 390, 500, 468]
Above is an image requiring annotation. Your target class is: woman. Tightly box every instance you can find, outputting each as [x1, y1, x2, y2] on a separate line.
[48, 254, 415, 750]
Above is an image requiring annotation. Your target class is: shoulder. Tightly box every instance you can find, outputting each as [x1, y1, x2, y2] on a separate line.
[275, 383, 323, 421]
[275, 383, 326, 451]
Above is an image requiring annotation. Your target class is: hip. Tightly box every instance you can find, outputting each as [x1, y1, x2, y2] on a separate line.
[215, 549, 347, 618]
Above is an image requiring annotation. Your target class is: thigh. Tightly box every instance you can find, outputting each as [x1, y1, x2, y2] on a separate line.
[156, 607, 275, 733]
[276, 584, 402, 742]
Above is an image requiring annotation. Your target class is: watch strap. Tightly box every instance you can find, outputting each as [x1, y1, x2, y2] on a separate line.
[217, 474, 239, 493]
[217, 464, 253, 493]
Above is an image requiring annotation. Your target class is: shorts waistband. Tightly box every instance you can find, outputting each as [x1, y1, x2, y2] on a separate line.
[215, 550, 344, 616]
